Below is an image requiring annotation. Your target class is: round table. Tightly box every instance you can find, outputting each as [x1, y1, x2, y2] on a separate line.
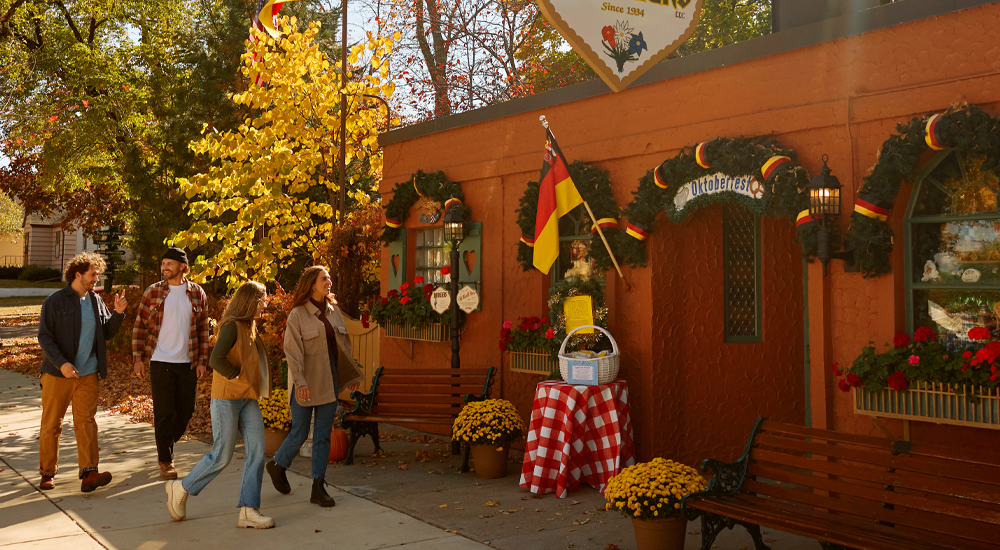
[519, 379, 635, 498]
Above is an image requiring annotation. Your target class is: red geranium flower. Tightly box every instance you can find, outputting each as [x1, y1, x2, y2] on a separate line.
[387, 289, 398, 298]
[887, 370, 909, 391]
[969, 326, 992, 341]
[545, 328, 555, 339]
[893, 332, 910, 348]
[838, 379, 851, 393]
[601, 25, 615, 46]
[361, 313, 370, 329]
[846, 373, 862, 387]
[423, 283, 434, 293]
[831, 362, 842, 376]
[499, 340, 507, 351]
[400, 282, 410, 292]
[500, 328, 511, 338]
[963, 350, 973, 359]
[381, 298, 389, 306]
[913, 326, 936, 343]
[441, 266, 451, 275]
[414, 276, 424, 284]
[400, 297, 411, 305]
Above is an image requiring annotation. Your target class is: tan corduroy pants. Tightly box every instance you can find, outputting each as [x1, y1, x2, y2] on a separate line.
[39, 373, 100, 476]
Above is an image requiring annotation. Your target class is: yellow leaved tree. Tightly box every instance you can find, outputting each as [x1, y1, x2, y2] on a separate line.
[171, 18, 398, 286]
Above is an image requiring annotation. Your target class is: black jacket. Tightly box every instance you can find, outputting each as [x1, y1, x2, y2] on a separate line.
[38, 285, 125, 379]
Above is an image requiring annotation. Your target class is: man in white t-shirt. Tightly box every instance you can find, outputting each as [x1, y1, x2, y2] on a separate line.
[132, 247, 210, 480]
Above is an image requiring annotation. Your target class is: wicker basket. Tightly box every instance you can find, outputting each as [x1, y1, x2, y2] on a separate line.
[558, 325, 620, 385]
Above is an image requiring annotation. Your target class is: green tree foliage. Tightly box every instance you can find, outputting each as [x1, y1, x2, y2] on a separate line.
[671, 0, 771, 58]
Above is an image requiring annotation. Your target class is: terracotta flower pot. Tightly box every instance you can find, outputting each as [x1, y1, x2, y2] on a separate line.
[470, 444, 510, 479]
[264, 428, 290, 455]
[631, 516, 687, 550]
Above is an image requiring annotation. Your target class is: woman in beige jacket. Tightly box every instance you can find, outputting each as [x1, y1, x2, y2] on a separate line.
[266, 266, 363, 507]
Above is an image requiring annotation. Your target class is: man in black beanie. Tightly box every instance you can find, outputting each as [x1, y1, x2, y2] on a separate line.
[132, 247, 210, 480]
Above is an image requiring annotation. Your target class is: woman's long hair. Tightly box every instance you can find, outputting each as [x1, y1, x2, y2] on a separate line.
[290, 266, 336, 310]
[218, 281, 267, 339]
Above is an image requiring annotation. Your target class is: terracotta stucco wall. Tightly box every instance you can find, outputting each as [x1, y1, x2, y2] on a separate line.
[379, 3, 1000, 461]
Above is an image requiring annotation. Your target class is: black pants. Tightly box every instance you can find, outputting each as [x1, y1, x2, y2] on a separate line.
[150, 361, 197, 463]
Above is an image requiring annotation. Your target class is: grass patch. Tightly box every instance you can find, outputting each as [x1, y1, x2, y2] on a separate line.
[0, 279, 64, 288]
[0, 296, 45, 318]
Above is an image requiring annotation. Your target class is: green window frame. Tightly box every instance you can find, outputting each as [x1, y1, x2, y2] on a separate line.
[414, 227, 448, 285]
[904, 150, 1000, 342]
[723, 203, 762, 343]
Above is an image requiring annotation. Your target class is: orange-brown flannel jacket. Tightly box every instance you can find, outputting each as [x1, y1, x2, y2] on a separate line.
[132, 279, 210, 369]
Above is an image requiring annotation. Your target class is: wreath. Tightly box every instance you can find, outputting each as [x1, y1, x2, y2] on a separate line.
[846, 104, 1000, 278]
[618, 136, 810, 267]
[380, 170, 466, 245]
[515, 162, 622, 272]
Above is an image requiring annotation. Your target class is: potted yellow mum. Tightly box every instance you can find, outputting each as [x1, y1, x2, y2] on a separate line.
[259, 387, 292, 454]
[604, 458, 706, 550]
[452, 399, 526, 479]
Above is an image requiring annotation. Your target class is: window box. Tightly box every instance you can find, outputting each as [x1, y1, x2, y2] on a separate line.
[853, 383, 1000, 430]
[383, 321, 450, 342]
[509, 347, 557, 375]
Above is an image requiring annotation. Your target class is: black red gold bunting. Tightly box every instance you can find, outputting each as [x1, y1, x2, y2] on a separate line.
[591, 218, 618, 233]
[625, 223, 649, 241]
[444, 197, 463, 210]
[520, 234, 535, 247]
[853, 196, 891, 222]
[796, 210, 819, 233]
[413, 178, 426, 197]
[695, 141, 712, 169]
[385, 217, 403, 228]
[925, 113, 946, 151]
[762, 156, 792, 182]
[654, 165, 669, 189]
[381, 171, 465, 246]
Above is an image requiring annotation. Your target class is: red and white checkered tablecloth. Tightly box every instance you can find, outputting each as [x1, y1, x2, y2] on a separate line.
[519, 379, 635, 498]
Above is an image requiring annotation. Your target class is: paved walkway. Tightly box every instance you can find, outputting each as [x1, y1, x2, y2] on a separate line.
[0, 369, 487, 550]
[0, 289, 59, 297]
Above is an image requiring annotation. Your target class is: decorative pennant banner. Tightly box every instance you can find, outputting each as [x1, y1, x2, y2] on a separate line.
[444, 197, 463, 210]
[925, 113, 946, 151]
[654, 165, 669, 189]
[796, 209, 819, 233]
[536, 0, 704, 93]
[520, 234, 535, 247]
[625, 222, 649, 241]
[591, 218, 618, 233]
[854, 196, 891, 221]
[694, 141, 712, 169]
[761, 156, 792, 181]
[385, 217, 403, 228]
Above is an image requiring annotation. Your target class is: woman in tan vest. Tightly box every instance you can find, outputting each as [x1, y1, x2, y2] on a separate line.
[266, 266, 363, 507]
[164, 281, 275, 529]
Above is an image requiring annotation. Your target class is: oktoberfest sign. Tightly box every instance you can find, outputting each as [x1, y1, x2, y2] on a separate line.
[536, 0, 704, 92]
[673, 173, 765, 212]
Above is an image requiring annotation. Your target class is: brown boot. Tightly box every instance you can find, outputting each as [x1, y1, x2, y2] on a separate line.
[39, 475, 55, 490]
[159, 462, 178, 480]
[80, 470, 112, 493]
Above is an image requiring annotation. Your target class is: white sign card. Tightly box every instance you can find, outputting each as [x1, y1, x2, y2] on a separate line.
[672, 173, 765, 212]
[536, 0, 704, 92]
[456, 285, 480, 314]
[566, 358, 600, 386]
[431, 287, 451, 314]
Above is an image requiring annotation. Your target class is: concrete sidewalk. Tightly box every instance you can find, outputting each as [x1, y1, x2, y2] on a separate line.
[0, 369, 487, 550]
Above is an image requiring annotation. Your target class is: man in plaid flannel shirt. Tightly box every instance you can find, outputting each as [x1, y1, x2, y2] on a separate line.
[132, 247, 210, 480]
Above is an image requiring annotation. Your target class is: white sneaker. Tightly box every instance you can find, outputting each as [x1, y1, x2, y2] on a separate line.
[237, 507, 275, 529]
[165, 479, 188, 521]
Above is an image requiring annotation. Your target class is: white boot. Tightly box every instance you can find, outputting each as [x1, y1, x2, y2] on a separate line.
[237, 506, 275, 529]
[165, 480, 188, 521]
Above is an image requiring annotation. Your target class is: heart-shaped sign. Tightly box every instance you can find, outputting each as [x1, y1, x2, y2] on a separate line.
[537, 0, 703, 92]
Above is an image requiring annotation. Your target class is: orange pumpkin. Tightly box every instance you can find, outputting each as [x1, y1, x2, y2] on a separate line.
[329, 428, 350, 462]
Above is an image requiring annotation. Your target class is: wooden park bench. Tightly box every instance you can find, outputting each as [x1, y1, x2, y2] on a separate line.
[339, 366, 496, 470]
[680, 418, 1000, 550]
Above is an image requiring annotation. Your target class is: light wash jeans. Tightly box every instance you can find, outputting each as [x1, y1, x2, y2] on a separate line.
[273, 387, 338, 478]
[182, 398, 265, 509]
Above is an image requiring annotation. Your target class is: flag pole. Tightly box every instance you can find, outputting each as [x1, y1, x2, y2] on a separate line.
[540, 116, 626, 281]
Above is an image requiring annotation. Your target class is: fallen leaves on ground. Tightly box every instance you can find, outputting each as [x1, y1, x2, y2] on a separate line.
[484, 501, 498, 507]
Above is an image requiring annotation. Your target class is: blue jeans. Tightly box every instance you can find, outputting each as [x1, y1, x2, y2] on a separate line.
[273, 386, 338, 478]
[182, 398, 265, 509]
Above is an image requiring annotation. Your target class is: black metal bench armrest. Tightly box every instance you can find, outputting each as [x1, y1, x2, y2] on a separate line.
[681, 417, 766, 521]
[339, 366, 384, 425]
[463, 367, 496, 403]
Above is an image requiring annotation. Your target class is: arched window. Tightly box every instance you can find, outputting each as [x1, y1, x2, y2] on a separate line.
[905, 150, 1000, 347]
[550, 206, 605, 289]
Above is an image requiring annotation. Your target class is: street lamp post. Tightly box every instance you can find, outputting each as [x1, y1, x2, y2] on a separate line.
[443, 205, 466, 369]
[807, 154, 854, 275]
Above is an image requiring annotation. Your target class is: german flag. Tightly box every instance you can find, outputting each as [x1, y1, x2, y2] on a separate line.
[533, 129, 584, 274]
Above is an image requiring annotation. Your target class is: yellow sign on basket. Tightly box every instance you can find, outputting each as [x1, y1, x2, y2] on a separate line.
[563, 295, 595, 335]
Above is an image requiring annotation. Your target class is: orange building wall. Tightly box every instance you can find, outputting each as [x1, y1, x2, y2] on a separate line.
[379, 3, 1000, 464]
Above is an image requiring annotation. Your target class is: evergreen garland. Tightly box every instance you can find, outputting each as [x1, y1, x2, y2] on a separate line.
[618, 136, 810, 267]
[847, 104, 1000, 277]
[380, 170, 466, 245]
[515, 162, 622, 272]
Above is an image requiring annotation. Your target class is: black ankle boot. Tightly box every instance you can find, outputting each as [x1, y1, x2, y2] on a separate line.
[266, 460, 291, 495]
[310, 477, 335, 507]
